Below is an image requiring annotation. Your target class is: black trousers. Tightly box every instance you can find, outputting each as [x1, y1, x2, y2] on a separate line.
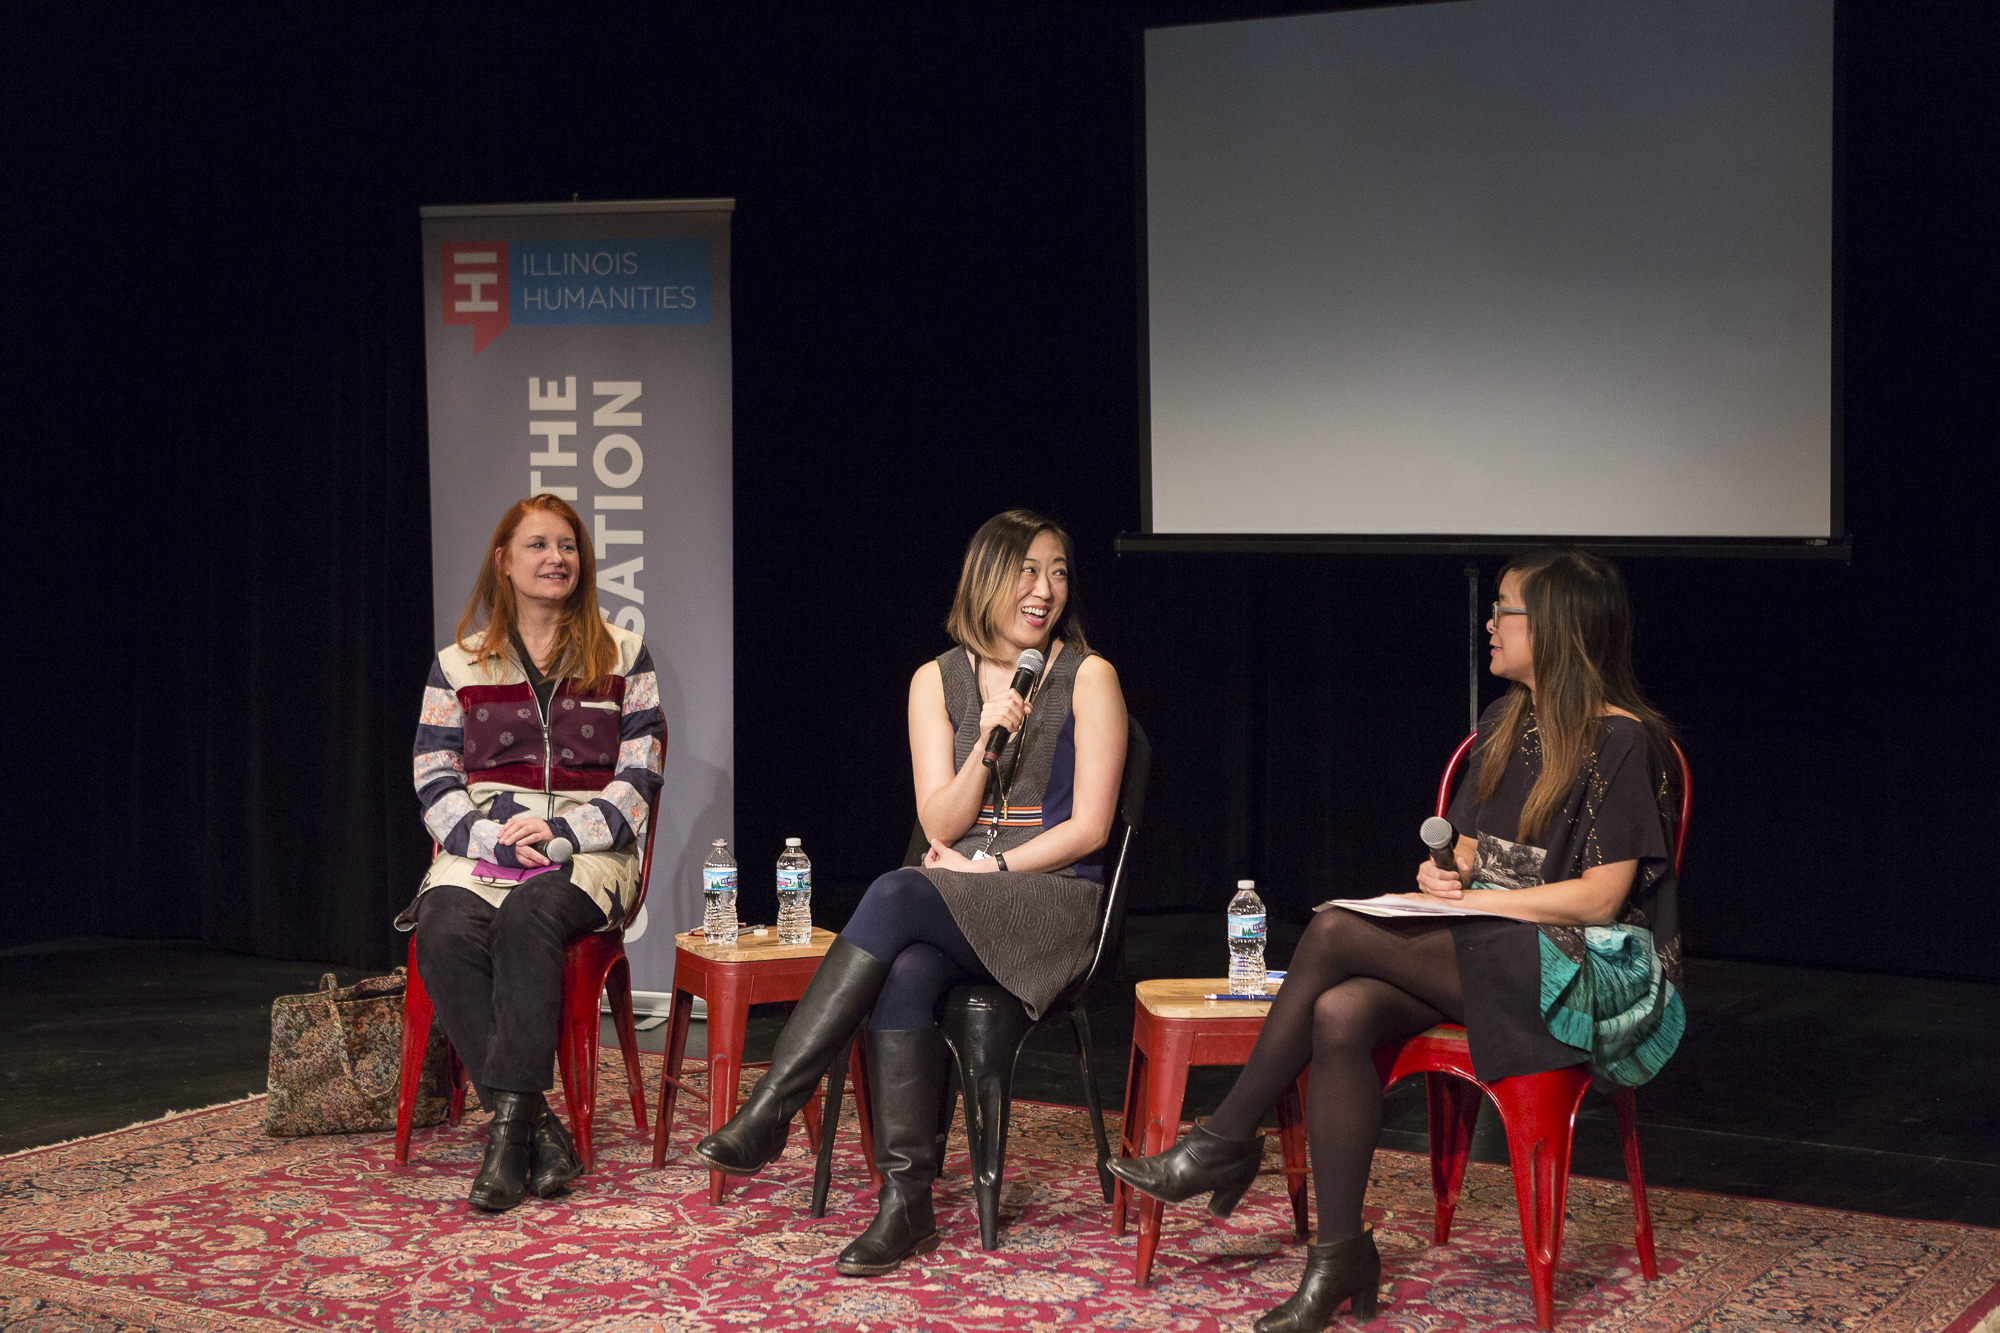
[412, 876, 606, 1107]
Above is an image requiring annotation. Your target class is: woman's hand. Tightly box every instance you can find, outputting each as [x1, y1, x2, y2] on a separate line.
[497, 815, 554, 866]
[924, 838, 996, 873]
[1414, 852, 1469, 900]
[975, 690, 1031, 747]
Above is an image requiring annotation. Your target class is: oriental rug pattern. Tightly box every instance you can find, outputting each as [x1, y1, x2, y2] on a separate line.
[3, 1049, 1996, 1333]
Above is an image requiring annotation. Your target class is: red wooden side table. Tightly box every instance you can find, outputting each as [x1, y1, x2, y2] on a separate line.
[652, 926, 875, 1203]
[1113, 978, 1311, 1286]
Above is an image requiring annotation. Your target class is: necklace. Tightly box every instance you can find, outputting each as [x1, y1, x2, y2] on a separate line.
[971, 645, 1055, 848]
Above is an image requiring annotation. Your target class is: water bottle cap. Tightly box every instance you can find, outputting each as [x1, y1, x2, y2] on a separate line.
[712, 838, 728, 848]
[785, 837, 801, 847]
[1237, 880, 1255, 889]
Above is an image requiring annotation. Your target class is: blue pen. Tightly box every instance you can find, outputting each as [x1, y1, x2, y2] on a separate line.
[1202, 992, 1274, 1001]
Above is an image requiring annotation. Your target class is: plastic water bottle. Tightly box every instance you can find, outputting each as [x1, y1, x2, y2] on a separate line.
[702, 839, 739, 946]
[776, 838, 813, 944]
[1227, 880, 1267, 995]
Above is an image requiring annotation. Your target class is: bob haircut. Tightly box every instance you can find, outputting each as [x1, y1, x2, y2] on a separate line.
[454, 494, 620, 692]
[1475, 547, 1676, 842]
[944, 510, 1090, 661]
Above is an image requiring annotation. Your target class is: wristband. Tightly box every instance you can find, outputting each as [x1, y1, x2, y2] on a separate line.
[994, 852, 1009, 873]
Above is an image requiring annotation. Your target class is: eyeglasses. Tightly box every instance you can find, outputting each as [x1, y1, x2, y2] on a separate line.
[1490, 601, 1527, 623]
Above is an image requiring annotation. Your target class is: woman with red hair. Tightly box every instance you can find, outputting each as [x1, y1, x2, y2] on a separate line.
[400, 495, 665, 1212]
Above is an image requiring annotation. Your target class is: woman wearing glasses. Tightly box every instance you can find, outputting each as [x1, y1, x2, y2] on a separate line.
[1109, 548, 1683, 1333]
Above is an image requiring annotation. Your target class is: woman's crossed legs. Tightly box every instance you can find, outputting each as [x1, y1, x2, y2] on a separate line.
[1204, 907, 1466, 1243]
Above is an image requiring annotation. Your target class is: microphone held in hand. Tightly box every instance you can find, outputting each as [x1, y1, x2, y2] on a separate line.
[1419, 817, 1459, 873]
[543, 837, 574, 865]
[982, 648, 1047, 768]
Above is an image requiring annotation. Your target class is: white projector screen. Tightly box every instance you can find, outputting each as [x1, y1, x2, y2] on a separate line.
[1143, 0, 1836, 544]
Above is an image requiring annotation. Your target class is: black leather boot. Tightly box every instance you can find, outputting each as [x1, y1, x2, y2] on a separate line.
[528, 1099, 583, 1198]
[695, 938, 889, 1176]
[1104, 1121, 1264, 1216]
[468, 1090, 538, 1212]
[1254, 1226, 1382, 1332]
[835, 1027, 949, 1276]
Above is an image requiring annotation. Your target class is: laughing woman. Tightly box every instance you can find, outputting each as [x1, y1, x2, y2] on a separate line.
[402, 495, 665, 1212]
[1108, 548, 1682, 1333]
[695, 509, 1128, 1275]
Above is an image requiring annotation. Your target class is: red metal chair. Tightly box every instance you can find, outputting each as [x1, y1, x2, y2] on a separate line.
[394, 793, 661, 1172]
[1374, 732, 1692, 1328]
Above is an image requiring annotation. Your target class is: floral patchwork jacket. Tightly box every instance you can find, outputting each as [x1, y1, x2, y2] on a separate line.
[404, 621, 666, 928]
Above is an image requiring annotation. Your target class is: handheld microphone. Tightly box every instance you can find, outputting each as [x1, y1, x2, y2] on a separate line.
[542, 837, 574, 865]
[982, 648, 1046, 768]
[1419, 817, 1459, 873]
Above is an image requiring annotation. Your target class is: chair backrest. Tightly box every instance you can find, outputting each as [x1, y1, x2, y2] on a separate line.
[901, 715, 1152, 1008]
[1436, 730, 1692, 876]
[1063, 714, 1151, 1006]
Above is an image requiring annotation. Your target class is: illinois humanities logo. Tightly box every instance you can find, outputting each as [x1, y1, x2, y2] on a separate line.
[440, 239, 712, 354]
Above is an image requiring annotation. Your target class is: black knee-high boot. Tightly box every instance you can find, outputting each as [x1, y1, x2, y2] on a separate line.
[836, 1027, 949, 1276]
[695, 938, 889, 1176]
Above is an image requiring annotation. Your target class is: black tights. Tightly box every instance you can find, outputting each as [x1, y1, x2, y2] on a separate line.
[840, 868, 996, 1031]
[1204, 908, 1465, 1243]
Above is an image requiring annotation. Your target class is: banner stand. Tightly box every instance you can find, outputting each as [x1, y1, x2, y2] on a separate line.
[419, 199, 735, 995]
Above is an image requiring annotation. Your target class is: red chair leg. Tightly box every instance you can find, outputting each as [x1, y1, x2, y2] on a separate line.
[1490, 1070, 1589, 1330]
[1133, 1029, 1195, 1288]
[605, 953, 647, 1132]
[651, 985, 699, 1168]
[557, 976, 601, 1171]
[1112, 1029, 1149, 1237]
[1425, 1071, 1482, 1243]
[1275, 1070, 1311, 1238]
[1613, 1086, 1658, 1280]
[850, 1035, 882, 1188]
[395, 947, 436, 1164]
[704, 975, 751, 1203]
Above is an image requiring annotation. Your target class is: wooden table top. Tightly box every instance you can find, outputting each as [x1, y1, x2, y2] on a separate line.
[1135, 977, 1280, 1019]
[674, 925, 838, 964]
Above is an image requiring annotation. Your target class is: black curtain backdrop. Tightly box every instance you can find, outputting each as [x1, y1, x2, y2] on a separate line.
[6, 2, 1994, 980]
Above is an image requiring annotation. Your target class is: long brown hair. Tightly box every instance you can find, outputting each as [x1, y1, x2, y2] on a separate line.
[454, 495, 619, 691]
[944, 510, 1090, 661]
[1475, 548, 1676, 842]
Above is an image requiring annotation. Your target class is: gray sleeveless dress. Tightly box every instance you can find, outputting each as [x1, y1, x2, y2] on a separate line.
[918, 644, 1106, 1019]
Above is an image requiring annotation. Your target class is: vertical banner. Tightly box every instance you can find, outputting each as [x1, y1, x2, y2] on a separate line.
[419, 200, 733, 993]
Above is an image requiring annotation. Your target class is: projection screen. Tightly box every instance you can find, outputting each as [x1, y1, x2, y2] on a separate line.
[1138, 0, 1838, 551]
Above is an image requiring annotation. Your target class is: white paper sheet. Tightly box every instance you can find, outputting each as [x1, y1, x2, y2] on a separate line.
[1320, 895, 1491, 918]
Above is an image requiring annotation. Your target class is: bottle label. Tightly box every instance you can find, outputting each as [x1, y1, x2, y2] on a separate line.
[778, 869, 810, 892]
[1228, 912, 1267, 942]
[702, 867, 738, 894]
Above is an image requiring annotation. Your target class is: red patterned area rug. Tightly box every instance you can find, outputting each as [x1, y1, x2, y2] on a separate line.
[3, 1048, 1997, 1333]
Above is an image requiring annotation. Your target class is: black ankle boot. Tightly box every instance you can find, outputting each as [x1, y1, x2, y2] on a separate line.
[835, 1027, 949, 1276]
[1105, 1121, 1264, 1216]
[468, 1090, 538, 1212]
[1254, 1226, 1382, 1333]
[695, 938, 889, 1176]
[528, 1099, 582, 1198]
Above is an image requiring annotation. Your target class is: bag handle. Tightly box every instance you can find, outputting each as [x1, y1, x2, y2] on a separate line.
[320, 968, 408, 1105]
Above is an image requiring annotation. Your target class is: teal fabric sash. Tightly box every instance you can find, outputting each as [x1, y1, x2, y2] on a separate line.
[1536, 924, 1685, 1087]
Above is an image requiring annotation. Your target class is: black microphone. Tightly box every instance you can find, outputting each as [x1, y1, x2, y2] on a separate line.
[982, 648, 1046, 768]
[1419, 817, 1459, 873]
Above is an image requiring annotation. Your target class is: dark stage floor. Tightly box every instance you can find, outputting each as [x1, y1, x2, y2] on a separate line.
[4, 918, 1994, 1229]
